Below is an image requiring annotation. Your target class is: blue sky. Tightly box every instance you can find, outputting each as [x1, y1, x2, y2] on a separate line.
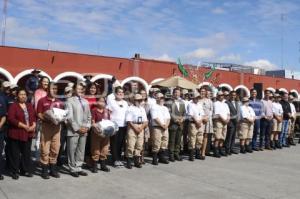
[2, 0, 300, 70]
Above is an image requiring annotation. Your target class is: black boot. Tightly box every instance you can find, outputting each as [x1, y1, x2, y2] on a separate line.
[152, 153, 158, 165]
[195, 149, 201, 159]
[275, 140, 282, 149]
[219, 148, 227, 156]
[41, 164, 50, 179]
[240, 145, 246, 154]
[226, 148, 232, 156]
[246, 145, 253, 153]
[91, 161, 98, 173]
[0, 174, 3, 180]
[189, 149, 195, 161]
[285, 138, 290, 147]
[99, 160, 110, 172]
[159, 150, 169, 164]
[270, 141, 275, 150]
[213, 147, 221, 158]
[50, 164, 60, 178]
[126, 158, 132, 169]
[134, 156, 142, 168]
[289, 138, 296, 146]
[169, 153, 175, 162]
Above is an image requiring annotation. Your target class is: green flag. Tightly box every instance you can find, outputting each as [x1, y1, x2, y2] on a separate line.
[204, 64, 216, 79]
[177, 58, 188, 77]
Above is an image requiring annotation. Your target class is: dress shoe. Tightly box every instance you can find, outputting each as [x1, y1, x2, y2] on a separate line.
[199, 155, 205, 160]
[21, 172, 33, 177]
[230, 150, 239, 154]
[11, 172, 19, 180]
[70, 172, 79, 177]
[0, 174, 3, 180]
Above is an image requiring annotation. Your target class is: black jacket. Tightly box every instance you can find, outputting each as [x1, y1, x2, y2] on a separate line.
[280, 100, 291, 120]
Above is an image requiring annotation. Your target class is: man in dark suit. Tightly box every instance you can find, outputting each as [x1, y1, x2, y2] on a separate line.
[167, 88, 186, 161]
[225, 91, 240, 155]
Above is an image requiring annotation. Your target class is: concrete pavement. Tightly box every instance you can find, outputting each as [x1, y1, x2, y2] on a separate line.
[1, 146, 300, 199]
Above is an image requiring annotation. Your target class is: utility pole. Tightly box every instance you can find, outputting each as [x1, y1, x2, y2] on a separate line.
[280, 13, 285, 69]
[1, 0, 8, 46]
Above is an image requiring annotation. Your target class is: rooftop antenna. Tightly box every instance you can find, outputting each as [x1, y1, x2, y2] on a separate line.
[1, 0, 8, 46]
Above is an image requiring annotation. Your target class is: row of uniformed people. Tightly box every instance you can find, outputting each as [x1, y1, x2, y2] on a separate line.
[0, 78, 298, 180]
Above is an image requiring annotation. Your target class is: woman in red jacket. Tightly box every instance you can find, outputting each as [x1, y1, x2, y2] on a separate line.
[7, 88, 36, 179]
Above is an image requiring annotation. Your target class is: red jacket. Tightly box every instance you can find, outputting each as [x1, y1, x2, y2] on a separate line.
[8, 102, 36, 141]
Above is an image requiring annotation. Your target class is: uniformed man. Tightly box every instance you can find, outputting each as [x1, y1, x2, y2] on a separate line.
[239, 97, 256, 153]
[271, 93, 283, 149]
[213, 91, 230, 158]
[187, 91, 207, 161]
[150, 93, 170, 165]
[37, 82, 64, 179]
[125, 94, 148, 169]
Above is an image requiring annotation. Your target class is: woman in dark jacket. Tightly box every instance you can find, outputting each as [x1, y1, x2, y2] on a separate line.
[7, 88, 36, 179]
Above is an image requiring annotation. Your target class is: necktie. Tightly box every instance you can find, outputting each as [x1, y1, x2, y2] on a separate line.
[78, 97, 85, 111]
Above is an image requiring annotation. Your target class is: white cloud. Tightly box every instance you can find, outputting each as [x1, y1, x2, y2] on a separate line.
[217, 53, 241, 62]
[185, 48, 216, 59]
[5, 17, 77, 52]
[211, 7, 225, 14]
[244, 59, 278, 70]
[155, 54, 175, 62]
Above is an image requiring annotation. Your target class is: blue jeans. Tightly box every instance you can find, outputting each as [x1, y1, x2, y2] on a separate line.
[280, 120, 289, 146]
[252, 119, 260, 149]
[260, 118, 272, 148]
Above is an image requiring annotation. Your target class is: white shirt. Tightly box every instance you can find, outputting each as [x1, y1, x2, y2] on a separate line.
[213, 100, 230, 120]
[240, 105, 255, 121]
[107, 99, 128, 127]
[175, 100, 180, 111]
[148, 97, 156, 108]
[290, 102, 296, 118]
[272, 102, 283, 117]
[106, 93, 115, 107]
[126, 105, 148, 123]
[150, 104, 170, 126]
[187, 101, 205, 121]
[183, 100, 191, 114]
